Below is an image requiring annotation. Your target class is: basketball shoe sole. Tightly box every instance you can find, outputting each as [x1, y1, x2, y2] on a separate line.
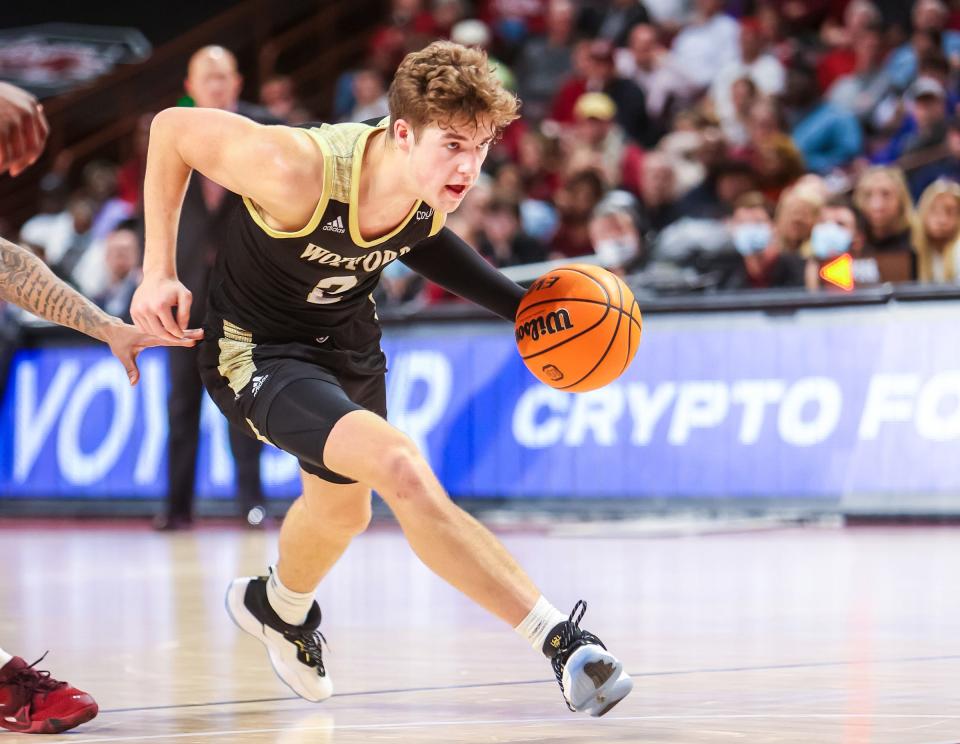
[562, 645, 633, 716]
[225, 576, 333, 702]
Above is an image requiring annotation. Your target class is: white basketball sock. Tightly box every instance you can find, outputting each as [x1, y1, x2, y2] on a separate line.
[515, 596, 568, 653]
[266, 566, 315, 626]
[0, 648, 11, 667]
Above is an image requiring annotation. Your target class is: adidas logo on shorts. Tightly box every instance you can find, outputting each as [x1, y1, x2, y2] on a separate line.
[322, 216, 345, 234]
[251, 374, 269, 397]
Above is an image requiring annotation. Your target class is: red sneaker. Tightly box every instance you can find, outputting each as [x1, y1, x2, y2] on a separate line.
[0, 654, 98, 734]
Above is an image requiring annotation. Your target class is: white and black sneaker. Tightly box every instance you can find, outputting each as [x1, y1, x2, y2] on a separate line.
[225, 573, 332, 702]
[543, 600, 633, 716]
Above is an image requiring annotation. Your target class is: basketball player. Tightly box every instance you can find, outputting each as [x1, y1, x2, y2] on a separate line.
[131, 41, 633, 716]
[0, 84, 199, 734]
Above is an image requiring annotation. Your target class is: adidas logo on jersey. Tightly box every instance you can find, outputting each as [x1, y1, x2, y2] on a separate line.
[251, 374, 269, 397]
[322, 216, 346, 234]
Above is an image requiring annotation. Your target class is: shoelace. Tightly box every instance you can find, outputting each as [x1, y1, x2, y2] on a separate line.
[3, 652, 66, 705]
[549, 600, 606, 711]
[283, 627, 328, 675]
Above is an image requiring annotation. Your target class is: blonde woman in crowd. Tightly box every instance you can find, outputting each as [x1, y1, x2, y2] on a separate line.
[852, 166, 916, 281]
[913, 179, 960, 284]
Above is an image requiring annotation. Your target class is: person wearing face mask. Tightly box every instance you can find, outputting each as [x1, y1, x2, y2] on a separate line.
[731, 187, 816, 288]
[804, 196, 881, 291]
[588, 193, 646, 275]
[727, 191, 774, 285]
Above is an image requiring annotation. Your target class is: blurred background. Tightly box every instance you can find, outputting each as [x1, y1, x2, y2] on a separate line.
[3, 0, 960, 524]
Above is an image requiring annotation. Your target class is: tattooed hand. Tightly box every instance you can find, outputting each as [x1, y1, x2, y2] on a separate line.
[103, 320, 203, 385]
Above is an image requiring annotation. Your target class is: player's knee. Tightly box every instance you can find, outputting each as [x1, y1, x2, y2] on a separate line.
[377, 438, 434, 505]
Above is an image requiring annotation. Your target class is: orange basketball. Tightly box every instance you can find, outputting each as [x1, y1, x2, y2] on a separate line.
[514, 264, 642, 392]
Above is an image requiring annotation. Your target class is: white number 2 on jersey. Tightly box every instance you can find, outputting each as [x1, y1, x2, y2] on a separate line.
[306, 275, 359, 304]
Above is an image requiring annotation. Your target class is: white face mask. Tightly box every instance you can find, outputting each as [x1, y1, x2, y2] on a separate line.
[595, 236, 640, 265]
[810, 222, 853, 259]
[731, 222, 772, 255]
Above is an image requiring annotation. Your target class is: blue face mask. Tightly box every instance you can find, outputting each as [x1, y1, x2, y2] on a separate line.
[732, 222, 772, 256]
[810, 222, 853, 259]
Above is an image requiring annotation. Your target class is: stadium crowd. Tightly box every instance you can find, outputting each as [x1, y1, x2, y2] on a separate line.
[7, 0, 960, 334]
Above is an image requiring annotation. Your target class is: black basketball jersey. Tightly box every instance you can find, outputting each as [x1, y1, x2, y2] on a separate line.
[206, 117, 446, 349]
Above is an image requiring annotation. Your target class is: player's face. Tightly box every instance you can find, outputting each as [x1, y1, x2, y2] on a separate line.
[401, 117, 495, 212]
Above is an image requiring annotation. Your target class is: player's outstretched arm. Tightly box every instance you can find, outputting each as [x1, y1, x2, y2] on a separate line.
[0, 237, 200, 384]
[134, 107, 322, 341]
[402, 227, 525, 321]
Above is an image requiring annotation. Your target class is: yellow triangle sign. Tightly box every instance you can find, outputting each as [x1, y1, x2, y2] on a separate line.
[820, 253, 854, 291]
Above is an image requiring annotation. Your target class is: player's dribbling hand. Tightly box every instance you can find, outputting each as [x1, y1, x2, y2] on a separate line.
[103, 320, 202, 386]
[0, 82, 50, 177]
[131, 275, 199, 344]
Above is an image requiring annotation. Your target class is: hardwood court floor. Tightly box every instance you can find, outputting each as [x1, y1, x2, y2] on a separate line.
[1, 519, 960, 743]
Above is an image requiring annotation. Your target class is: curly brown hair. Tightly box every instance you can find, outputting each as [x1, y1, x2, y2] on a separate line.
[388, 41, 520, 138]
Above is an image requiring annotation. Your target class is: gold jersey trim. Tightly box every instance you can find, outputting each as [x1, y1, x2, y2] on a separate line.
[348, 126, 422, 248]
[429, 208, 446, 237]
[241, 127, 334, 239]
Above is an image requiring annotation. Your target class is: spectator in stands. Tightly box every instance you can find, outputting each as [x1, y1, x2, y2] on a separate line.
[550, 169, 606, 258]
[732, 97, 804, 199]
[636, 151, 683, 243]
[817, 0, 884, 93]
[19, 196, 95, 283]
[714, 75, 757, 147]
[346, 67, 390, 122]
[479, 197, 547, 267]
[826, 22, 893, 129]
[728, 190, 774, 261]
[913, 178, 960, 283]
[93, 222, 142, 322]
[886, 0, 960, 92]
[669, 0, 740, 89]
[677, 156, 757, 220]
[551, 39, 651, 146]
[565, 92, 643, 192]
[878, 76, 951, 167]
[908, 116, 960, 199]
[853, 165, 917, 281]
[515, 0, 576, 123]
[154, 45, 269, 531]
[260, 75, 311, 125]
[82, 160, 133, 242]
[614, 23, 698, 127]
[805, 195, 882, 291]
[784, 64, 863, 173]
[588, 191, 646, 275]
[709, 16, 786, 138]
[516, 129, 563, 202]
[742, 184, 821, 288]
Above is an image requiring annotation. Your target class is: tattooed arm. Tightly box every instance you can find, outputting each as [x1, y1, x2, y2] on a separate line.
[0, 237, 201, 383]
[0, 236, 117, 341]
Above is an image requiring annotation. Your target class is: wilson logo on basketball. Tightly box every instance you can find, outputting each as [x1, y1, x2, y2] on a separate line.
[515, 309, 574, 342]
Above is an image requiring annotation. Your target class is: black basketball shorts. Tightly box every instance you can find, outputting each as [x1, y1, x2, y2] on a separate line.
[198, 318, 387, 484]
